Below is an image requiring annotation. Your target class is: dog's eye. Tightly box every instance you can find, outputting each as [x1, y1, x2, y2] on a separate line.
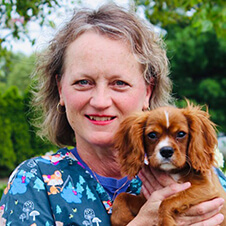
[177, 131, 186, 138]
[148, 132, 157, 139]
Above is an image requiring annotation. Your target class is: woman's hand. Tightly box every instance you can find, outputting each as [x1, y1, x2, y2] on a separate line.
[138, 164, 175, 197]
[176, 198, 224, 225]
[128, 182, 191, 225]
[133, 165, 225, 226]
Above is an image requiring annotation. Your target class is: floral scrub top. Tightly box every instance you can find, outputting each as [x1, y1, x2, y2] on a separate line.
[0, 148, 141, 226]
[1, 148, 226, 226]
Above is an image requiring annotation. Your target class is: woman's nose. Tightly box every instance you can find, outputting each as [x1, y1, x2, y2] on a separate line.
[89, 86, 112, 109]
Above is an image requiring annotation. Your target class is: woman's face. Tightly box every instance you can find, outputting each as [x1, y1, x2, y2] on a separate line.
[58, 31, 152, 148]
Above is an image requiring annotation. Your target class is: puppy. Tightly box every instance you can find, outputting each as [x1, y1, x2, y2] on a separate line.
[111, 102, 226, 226]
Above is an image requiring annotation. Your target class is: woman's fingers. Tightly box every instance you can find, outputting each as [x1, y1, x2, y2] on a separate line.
[149, 182, 191, 202]
[185, 198, 224, 216]
[140, 181, 152, 199]
[191, 214, 224, 226]
[175, 198, 225, 226]
[138, 165, 225, 226]
[138, 166, 158, 197]
[138, 165, 176, 199]
[134, 182, 191, 225]
[178, 213, 224, 226]
[149, 166, 175, 187]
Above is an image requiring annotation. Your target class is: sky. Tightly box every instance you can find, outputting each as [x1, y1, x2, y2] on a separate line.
[5, 0, 130, 55]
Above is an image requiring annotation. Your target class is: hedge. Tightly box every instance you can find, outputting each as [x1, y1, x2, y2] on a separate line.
[0, 86, 55, 177]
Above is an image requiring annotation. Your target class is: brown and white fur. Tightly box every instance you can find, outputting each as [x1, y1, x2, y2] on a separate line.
[111, 102, 226, 226]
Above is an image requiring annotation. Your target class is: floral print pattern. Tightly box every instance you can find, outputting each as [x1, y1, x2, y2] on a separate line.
[0, 148, 141, 225]
[1, 148, 226, 225]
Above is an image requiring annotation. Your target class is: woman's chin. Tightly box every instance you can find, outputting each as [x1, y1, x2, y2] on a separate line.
[90, 137, 115, 148]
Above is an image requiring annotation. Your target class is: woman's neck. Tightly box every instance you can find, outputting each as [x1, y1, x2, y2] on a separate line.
[76, 142, 122, 179]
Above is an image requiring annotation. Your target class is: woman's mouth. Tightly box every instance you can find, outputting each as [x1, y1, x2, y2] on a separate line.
[85, 115, 116, 122]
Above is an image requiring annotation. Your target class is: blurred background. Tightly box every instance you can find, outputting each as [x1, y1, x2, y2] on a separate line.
[0, 0, 225, 196]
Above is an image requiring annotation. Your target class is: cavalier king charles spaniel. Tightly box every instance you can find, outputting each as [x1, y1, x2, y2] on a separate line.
[111, 102, 226, 226]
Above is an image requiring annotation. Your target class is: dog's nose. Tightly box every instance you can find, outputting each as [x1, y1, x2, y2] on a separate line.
[160, 146, 174, 158]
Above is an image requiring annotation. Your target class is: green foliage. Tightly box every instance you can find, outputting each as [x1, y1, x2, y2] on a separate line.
[0, 94, 15, 175]
[199, 79, 224, 102]
[3, 87, 33, 166]
[135, 0, 226, 133]
[0, 50, 13, 84]
[0, 185, 7, 199]
[0, 82, 7, 94]
[0, 51, 56, 177]
[0, 52, 35, 95]
[166, 27, 226, 132]
[0, 0, 80, 60]
[0, 0, 59, 48]
[7, 54, 36, 93]
[0, 86, 56, 177]
[24, 89, 56, 157]
[135, 0, 226, 38]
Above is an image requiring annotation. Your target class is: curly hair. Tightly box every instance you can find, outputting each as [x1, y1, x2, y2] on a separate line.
[32, 3, 173, 147]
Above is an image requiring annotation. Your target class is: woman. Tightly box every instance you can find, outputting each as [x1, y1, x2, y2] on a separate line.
[0, 3, 225, 225]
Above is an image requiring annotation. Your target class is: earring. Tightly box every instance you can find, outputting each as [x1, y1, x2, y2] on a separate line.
[142, 107, 150, 112]
[57, 103, 66, 114]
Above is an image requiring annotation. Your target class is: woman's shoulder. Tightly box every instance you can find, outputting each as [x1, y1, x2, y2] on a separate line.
[33, 147, 75, 167]
[6, 148, 76, 184]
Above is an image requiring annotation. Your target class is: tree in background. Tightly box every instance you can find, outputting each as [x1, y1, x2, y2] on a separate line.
[23, 88, 55, 157]
[1, 0, 224, 46]
[166, 27, 226, 132]
[135, 0, 225, 38]
[0, 0, 77, 77]
[1, 0, 59, 51]
[0, 94, 16, 177]
[3, 86, 33, 166]
[0, 85, 56, 177]
[0, 52, 36, 94]
[0, 51, 13, 93]
[7, 54, 36, 94]
[135, 0, 226, 133]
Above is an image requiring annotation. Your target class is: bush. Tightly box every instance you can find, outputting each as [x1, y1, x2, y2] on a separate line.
[0, 185, 7, 199]
[0, 86, 56, 177]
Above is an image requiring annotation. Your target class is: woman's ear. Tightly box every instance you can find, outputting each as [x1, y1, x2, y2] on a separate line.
[143, 78, 154, 110]
[56, 74, 64, 106]
[114, 112, 150, 178]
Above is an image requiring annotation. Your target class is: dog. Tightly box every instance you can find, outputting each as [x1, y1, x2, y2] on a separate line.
[111, 102, 226, 226]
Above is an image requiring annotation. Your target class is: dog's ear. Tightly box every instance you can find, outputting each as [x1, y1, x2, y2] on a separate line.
[114, 112, 150, 178]
[181, 101, 218, 173]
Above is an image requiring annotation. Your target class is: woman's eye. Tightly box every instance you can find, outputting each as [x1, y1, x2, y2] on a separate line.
[76, 80, 90, 85]
[111, 80, 130, 90]
[177, 131, 186, 138]
[74, 79, 93, 87]
[73, 79, 93, 90]
[115, 80, 127, 86]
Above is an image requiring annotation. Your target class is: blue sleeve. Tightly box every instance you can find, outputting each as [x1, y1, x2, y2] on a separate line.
[0, 159, 55, 225]
[215, 168, 226, 191]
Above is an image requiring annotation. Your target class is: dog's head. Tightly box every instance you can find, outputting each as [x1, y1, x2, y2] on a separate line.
[114, 102, 218, 178]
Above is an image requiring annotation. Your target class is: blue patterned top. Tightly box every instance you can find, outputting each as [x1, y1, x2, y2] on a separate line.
[0, 148, 226, 225]
[215, 168, 226, 190]
[0, 148, 141, 226]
